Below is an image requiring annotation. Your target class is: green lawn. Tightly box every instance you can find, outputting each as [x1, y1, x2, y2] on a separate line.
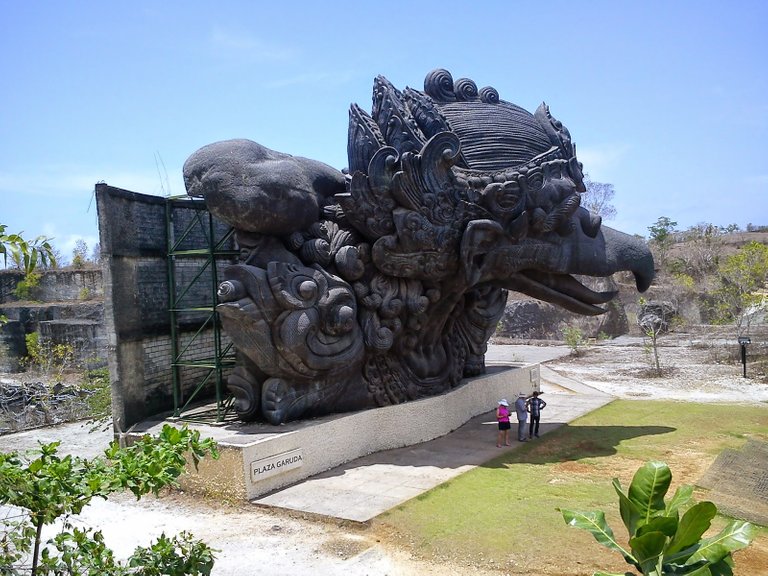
[373, 400, 768, 574]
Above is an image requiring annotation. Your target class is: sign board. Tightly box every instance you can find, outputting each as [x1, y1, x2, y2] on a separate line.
[250, 449, 304, 482]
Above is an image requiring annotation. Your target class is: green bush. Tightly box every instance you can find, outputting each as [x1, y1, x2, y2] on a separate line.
[13, 271, 42, 300]
[81, 367, 112, 418]
[0, 425, 219, 575]
[562, 325, 585, 356]
[24, 331, 76, 382]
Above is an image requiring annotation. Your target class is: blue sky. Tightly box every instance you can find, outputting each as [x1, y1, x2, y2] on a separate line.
[1, 0, 766, 264]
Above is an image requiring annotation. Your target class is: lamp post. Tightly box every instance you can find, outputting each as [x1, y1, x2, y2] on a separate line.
[737, 336, 751, 378]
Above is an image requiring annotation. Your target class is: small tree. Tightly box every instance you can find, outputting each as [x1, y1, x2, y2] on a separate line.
[90, 242, 101, 264]
[582, 174, 617, 220]
[562, 325, 585, 356]
[0, 425, 218, 575]
[711, 241, 768, 334]
[560, 460, 756, 576]
[647, 217, 678, 268]
[637, 298, 676, 375]
[71, 239, 88, 269]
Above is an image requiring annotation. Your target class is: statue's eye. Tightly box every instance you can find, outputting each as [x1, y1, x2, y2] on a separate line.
[298, 280, 317, 300]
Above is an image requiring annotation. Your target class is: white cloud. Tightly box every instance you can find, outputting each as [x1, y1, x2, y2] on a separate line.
[265, 70, 355, 89]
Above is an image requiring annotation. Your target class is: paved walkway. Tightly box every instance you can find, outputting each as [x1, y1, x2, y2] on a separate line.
[254, 345, 613, 522]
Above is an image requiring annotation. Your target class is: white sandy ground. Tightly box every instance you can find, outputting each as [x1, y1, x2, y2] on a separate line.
[1, 337, 766, 575]
[544, 336, 768, 404]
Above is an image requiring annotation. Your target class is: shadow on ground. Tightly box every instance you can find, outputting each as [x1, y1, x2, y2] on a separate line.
[482, 424, 677, 467]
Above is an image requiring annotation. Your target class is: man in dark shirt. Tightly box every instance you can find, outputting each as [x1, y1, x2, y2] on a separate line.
[526, 391, 547, 439]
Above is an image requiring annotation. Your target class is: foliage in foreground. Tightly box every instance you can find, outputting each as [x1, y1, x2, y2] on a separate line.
[0, 424, 219, 575]
[560, 461, 757, 576]
[0, 225, 57, 275]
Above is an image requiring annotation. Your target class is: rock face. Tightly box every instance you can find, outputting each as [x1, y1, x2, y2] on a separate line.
[0, 269, 106, 373]
[637, 300, 678, 335]
[182, 68, 655, 424]
[497, 277, 630, 340]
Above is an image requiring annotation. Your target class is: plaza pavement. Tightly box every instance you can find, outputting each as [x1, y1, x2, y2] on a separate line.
[253, 344, 614, 522]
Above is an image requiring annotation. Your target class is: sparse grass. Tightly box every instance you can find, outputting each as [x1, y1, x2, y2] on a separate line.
[373, 400, 768, 575]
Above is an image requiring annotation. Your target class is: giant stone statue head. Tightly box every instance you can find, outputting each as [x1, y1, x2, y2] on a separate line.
[183, 69, 654, 424]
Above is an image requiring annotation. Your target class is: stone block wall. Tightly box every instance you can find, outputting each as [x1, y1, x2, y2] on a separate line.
[96, 184, 235, 431]
[0, 269, 107, 371]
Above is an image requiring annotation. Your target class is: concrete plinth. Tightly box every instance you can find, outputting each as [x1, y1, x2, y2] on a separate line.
[128, 363, 539, 501]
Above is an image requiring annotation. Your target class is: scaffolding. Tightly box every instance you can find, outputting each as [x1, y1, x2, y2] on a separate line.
[165, 195, 238, 422]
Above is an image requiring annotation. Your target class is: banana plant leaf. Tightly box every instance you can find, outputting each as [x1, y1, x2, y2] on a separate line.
[628, 461, 672, 527]
[683, 521, 756, 567]
[560, 508, 634, 561]
[664, 501, 717, 558]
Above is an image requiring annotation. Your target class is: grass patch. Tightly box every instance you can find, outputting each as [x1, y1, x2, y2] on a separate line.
[373, 400, 768, 574]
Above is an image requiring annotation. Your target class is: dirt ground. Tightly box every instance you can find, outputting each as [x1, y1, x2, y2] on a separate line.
[2, 335, 767, 575]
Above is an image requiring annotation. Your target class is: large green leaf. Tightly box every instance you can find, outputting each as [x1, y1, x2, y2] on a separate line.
[630, 531, 666, 575]
[560, 508, 633, 560]
[665, 501, 717, 558]
[665, 484, 693, 515]
[637, 516, 678, 538]
[628, 461, 671, 526]
[613, 477, 641, 537]
[684, 521, 757, 567]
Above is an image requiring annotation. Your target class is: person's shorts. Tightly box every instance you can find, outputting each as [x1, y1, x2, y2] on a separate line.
[498, 421, 511, 430]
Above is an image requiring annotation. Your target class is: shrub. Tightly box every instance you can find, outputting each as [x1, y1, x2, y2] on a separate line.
[13, 271, 42, 300]
[81, 367, 112, 419]
[0, 425, 219, 575]
[561, 325, 584, 356]
[24, 332, 76, 383]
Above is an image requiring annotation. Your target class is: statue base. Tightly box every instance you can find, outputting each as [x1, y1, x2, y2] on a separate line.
[127, 364, 539, 501]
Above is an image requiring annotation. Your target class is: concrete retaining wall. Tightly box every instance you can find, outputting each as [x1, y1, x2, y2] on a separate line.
[174, 364, 539, 500]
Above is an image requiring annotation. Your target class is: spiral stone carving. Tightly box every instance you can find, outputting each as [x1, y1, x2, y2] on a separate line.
[423, 68, 456, 102]
[454, 78, 478, 101]
[479, 86, 499, 104]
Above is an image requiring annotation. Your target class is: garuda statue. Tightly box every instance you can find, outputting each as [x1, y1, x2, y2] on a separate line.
[183, 69, 654, 424]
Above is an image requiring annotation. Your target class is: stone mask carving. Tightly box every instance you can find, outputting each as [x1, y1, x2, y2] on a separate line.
[183, 69, 654, 424]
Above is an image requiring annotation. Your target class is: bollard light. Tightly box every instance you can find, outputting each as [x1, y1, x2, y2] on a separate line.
[737, 336, 751, 378]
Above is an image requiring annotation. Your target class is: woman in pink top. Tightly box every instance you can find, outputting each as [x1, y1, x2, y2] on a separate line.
[496, 399, 511, 447]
